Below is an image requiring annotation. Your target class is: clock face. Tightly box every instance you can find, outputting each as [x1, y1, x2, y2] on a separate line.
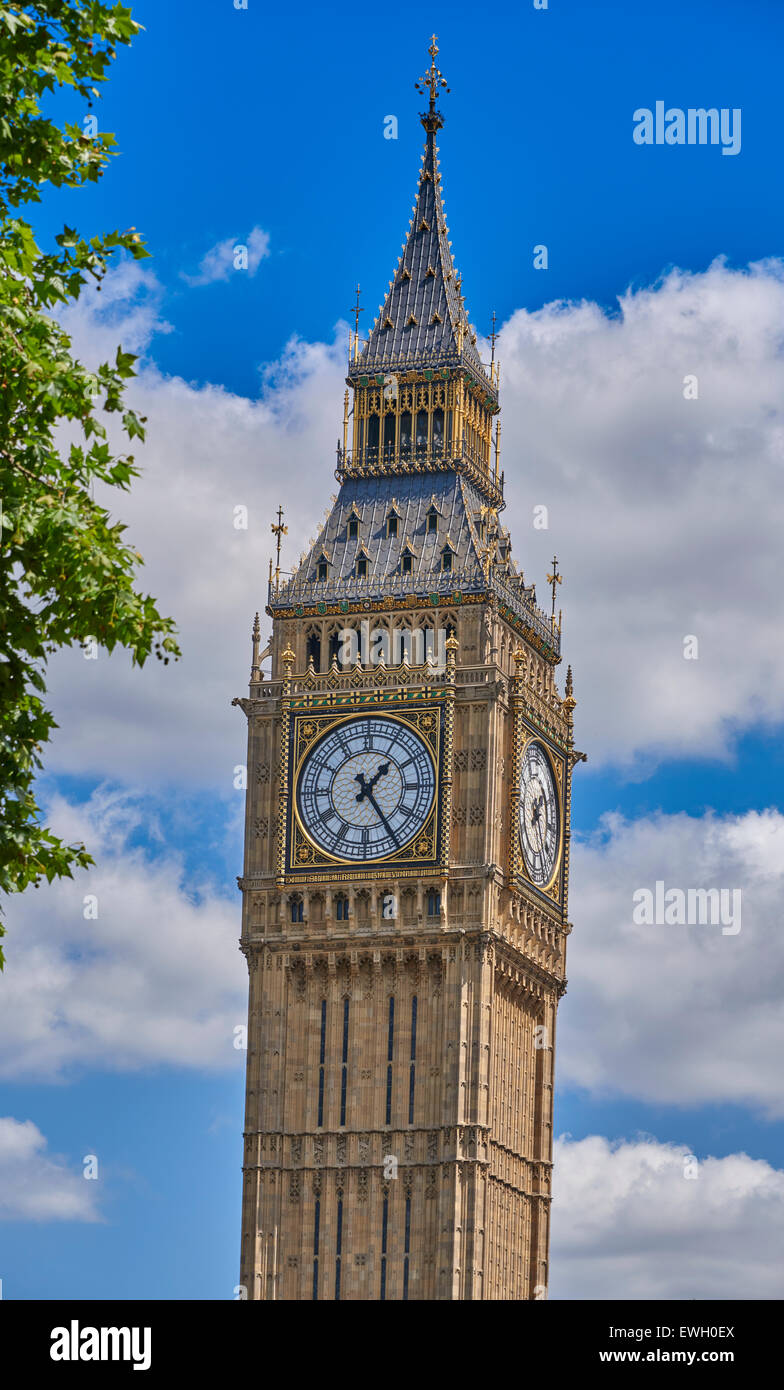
[519, 741, 560, 887]
[296, 715, 436, 862]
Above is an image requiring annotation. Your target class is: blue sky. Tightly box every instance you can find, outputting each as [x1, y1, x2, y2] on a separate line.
[3, 0, 784, 1300]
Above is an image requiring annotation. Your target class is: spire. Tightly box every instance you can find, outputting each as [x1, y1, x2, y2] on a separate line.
[354, 37, 492, 388]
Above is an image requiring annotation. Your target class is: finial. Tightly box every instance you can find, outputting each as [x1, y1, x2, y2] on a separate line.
[281, 640, 295, 694]
[350, 283, 363, 363]
[563, 664, 576, 717]
[251, 611, 261, 682]
[271, 505, 288, 596]
[415, 34, 450, 130]
[490, 310, 500, 387]
[513, 645, 525, 672]
[546, 556, 563, 627]
[494, 420, 501, 483]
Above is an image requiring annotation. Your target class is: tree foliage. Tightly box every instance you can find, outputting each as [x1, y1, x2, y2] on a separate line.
[0, 2, 179, 965]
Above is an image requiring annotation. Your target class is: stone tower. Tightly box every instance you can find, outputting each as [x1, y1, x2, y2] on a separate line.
[234, 38, 581, 1301]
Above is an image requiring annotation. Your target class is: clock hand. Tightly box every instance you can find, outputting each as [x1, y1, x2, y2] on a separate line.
[354, 770, 369, 800]
[363, 787, 399, 848]
[369, 760, 390, 792]
[528, 794, 546, 853]
[355, 760, 392, 802]
[352, 767, 398, 845]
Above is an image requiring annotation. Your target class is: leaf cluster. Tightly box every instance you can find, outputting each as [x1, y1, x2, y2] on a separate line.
[0, 3, 180, 965]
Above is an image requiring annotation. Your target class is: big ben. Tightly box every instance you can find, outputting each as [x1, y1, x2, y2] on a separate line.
[234, 37, 582, 1301]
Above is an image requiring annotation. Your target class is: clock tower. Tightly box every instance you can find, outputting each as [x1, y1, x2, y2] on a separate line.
[234, 38, 582, 1300]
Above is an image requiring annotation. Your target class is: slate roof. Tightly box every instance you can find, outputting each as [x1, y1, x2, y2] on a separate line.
[265, 70, 559, 655]
[279, 471, 487, 600]
[354, 119, 491, 386]
[271, 467, 556, 649]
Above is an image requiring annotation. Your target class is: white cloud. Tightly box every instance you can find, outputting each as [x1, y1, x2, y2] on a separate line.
[46, 259, 346, 789]
[42, 255, 784, 791]
[499, 258, 784, 768]
[0, 788, 247, 1081]
[560, 807, 784, 1116]
[0, 1117, 99, 1221]
[551, 1135, 784, 1299]
[59, 258, 171, 362]
[181, 226, 271, 286]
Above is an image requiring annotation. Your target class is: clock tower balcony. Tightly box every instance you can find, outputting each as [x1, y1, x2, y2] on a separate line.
[335, 439, 505, 513]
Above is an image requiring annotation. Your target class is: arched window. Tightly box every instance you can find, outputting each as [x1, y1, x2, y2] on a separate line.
[415, 409, 429, 450]
[335, 894, 349, 921]
[289, 895, 304, 923]
[367, 414, 380, 456]
[432, 407, 444, 454]
[427, 889, 441, 917]
[399, 411, 413, 457]
[306, 632, 321, 669]
[328, 629, 343, 666]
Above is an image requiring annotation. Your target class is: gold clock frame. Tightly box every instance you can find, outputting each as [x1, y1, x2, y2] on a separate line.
[277, 684, 455, 885]
[291, 708, 440, 869]
[516, 735, 564, 896]
[509, 675, 567, 906]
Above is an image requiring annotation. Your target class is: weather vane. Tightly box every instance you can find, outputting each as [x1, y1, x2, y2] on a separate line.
[415, 34, 450, 113]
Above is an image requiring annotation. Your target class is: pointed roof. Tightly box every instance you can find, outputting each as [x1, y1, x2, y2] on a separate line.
[353, 43, 491, 387]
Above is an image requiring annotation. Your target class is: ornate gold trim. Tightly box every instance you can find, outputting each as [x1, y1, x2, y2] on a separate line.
[282, 700, 447, 879]
[509, 700, 566, 904]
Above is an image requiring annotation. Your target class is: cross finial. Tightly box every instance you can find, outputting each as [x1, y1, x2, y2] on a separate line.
[546, 555, 563, 624]
[415, 34, 449, 124]
[271, 505, 288, 596]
